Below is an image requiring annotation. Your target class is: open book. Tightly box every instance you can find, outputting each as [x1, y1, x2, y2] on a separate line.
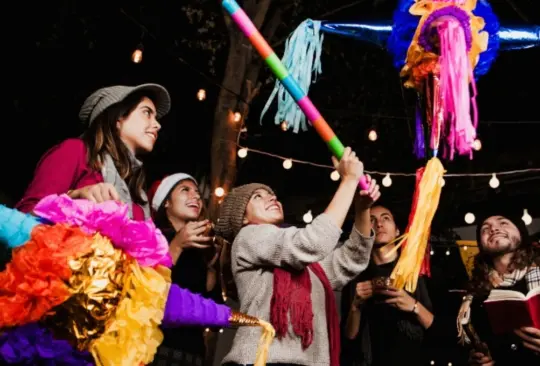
[484, 286, 540, 334]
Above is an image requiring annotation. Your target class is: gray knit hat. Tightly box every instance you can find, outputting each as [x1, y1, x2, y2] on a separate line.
[215, 183, 274, 242]
[79, 83, 171, 125]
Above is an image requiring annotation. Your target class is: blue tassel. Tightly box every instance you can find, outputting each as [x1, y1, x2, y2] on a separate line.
[260, 19, 324, 133]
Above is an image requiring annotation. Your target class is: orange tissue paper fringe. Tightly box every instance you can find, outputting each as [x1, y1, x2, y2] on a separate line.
[0, 224, 94, 327]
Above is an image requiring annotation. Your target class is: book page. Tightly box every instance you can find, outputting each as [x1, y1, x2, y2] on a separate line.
[485, 286, 540, 302]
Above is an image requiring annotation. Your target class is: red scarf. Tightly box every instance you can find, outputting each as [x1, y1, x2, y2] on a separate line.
[270, 263, 340, 366]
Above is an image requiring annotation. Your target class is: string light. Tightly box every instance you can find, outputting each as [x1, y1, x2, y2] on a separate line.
[522, 209, 532, 225]
[446, 249, 451, 256]
[197, 89, 206, 101]
[219, 328, 224, 333]
[233, 112, 242, 122]
[237, 148, 248, 158]
[214, 187, 225, 197]
[430, 361, 435, 365]
[368, 129, 378, 141]
[233, 143, 540, 183]
[440, 177, 446, 187]
[382, 173, 392, 187]
[283, 159, 293, 169]
[303, 210, 313, 223]
[464, 213, 475, 224]
[131, 44, 143, 63]
[430, 250, 435, 255]
[330, 170, 340, 181]
[473, 139, 482, 151]
[489, 173, 500, 188]
[281, 121, 289, 131]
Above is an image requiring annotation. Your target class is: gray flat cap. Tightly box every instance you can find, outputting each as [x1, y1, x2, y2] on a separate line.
[78, 83, 171, 125]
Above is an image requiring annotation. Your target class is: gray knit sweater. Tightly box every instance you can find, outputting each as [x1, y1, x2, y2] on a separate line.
[222, 213, 374, 366]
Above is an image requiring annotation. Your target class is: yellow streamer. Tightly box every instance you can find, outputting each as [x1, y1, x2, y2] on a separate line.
[228, 311, 276, 366]
[390, 157, 445, 292]
[91, 264, 171, 366]
[255, 319, 276, 366]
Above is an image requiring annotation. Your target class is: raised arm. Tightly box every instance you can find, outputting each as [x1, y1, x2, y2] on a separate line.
[15, 139, 89, 213]
[233, 213, 343, 270]
[234, 147, 365, 271]
[319, 175, 379, 289]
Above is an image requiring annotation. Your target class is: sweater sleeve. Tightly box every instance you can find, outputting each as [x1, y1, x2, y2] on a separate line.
[232, 213, 342, 271]
[15, 139, 86, 213]
[319, 227, 375, 290]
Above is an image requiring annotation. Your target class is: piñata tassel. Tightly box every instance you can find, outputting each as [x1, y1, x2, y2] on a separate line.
[437, 17, 477, 159]
[414, 96, 426, 159]
[390, 157, 444, 292]
[260, 19, 323, 133]
[0, 205, 43, 248]
[229, 311, 275, 366]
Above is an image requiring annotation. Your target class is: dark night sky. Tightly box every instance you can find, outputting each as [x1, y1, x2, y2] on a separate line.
[1, 2, 538, 364]
[3, 0, 539, 231]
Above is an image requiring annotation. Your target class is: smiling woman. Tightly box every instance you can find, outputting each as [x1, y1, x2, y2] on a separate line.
[15, 83, 171, 220]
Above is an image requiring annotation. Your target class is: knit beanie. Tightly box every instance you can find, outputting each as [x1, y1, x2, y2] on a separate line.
[475, 206, 531, 251]
[214, 183, 274, 242]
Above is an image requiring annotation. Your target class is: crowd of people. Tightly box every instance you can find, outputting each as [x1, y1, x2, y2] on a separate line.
[4, 83, 539, 366]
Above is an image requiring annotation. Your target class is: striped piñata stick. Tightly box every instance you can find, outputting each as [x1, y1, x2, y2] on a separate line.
[222, 0, 369, 189]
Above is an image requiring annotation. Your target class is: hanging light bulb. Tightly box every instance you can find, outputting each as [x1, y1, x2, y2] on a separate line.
[489, 173, 500, 188]
[430, 361, 435, 365]
[330, 170, 340, 181]
[281, 121, 289, 131]
[472, 139, 482, 151]
[197, 89, 206, 101]
[382, 173, 392, 187]
[303, 210, 313, 223]
[219, 328, 224, 333]
[131, 44, 143, 63]
[430, 250, 435, 256]
[214, 187, 225, 197]
[522, 209, 532, 225]
[463, 246, 468, 251]
[446, 250, 450, 256]
[237, 148, 248, 158]
[464, 212, 475, 224]
[368, 129, 378, 141]
[233, 112, 242, 122]
[283, 159, 293, 169]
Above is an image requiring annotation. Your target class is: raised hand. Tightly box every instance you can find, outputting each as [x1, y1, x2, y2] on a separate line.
[331, 147, 364, 183]
[355, 174, 381, 211]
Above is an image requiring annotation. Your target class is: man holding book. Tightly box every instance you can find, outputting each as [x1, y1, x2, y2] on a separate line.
[460, 208, 540, 365]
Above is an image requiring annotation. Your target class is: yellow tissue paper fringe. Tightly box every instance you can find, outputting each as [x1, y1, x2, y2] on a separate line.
[90, 264, 171, 366]
[390, 157, 445, 292]
[254, 319, 275, 366]
[228, 311, 276, 366]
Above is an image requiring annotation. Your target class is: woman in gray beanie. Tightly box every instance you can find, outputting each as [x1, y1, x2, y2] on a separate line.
[16, 83, 170, 220]
[215, 147, 380, 366]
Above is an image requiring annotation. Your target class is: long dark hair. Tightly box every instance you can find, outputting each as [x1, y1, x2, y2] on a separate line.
[469, 233, 540, 297]
[82, 91, 155, 205]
